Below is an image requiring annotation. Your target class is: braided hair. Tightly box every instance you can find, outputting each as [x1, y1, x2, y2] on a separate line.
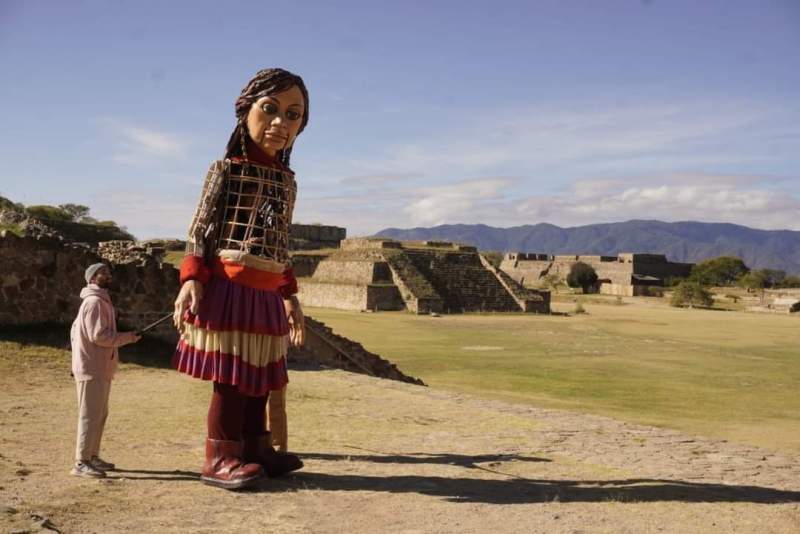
[224, 68, 310, 168]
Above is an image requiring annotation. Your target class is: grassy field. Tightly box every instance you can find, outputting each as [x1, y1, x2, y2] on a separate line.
[305, 301, 800, 453]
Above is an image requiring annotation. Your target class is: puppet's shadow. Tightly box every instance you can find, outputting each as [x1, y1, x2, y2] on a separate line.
[260, 451, 800, 505]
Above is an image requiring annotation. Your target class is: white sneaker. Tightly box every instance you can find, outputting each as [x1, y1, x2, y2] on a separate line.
[90, 456, 115, 471]
[71, 461, 106, 478]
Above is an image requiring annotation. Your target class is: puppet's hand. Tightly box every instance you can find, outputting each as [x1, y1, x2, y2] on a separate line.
[173, 280, 203, 329]
[284, 296, 305, 348]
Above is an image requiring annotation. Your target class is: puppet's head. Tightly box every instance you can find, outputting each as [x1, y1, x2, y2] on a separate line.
[225, 68, 309, 167]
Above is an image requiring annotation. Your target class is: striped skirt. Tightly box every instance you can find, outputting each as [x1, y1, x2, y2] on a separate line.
[173, 274, 289, 397]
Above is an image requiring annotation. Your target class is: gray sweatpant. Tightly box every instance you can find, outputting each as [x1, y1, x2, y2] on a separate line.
[75, 378, 112, 462]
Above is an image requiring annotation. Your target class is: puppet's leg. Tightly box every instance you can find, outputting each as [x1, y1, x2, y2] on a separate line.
[202, 382, 263, 489]
[242, 391, 303, 477]
[267, 386, 288, 452]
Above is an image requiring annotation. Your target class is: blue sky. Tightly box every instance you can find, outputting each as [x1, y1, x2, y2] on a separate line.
[1, 0, 798, 238]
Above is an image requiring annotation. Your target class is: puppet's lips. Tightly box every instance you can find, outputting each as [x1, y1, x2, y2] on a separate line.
[264, 131, 287, 141]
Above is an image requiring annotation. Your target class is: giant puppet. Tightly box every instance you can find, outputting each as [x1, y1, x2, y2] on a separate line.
[172, 68, 307, 490]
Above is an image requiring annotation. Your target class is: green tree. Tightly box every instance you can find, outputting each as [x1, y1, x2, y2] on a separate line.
[738, 270, 767, 291]
[58, 203, 91, 222]
[690, 256, 749, 286]
[566, 261, 598, 293]
[760, 269, 786, 288]
[670, 281, 714, 308]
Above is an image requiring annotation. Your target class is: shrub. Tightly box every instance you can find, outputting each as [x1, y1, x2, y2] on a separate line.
[780, 275, 800, 288]
[25, 204, 73, 221]
[670, 281, 714, 308]
[0, 194, 24, 213]
[663, 276, 685, 287]
[566, 262, 598, 293]
[573, 299, 586, 314]
[690, 256, 749, 286]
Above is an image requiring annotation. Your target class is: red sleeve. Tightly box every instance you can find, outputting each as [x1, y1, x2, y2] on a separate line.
[278, 266, 298, 298]
[179, 255, 211, 285]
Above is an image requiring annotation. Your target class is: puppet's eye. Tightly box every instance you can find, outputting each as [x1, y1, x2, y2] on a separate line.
[286, 110, 301, 121]
[261, 103, 278, 114]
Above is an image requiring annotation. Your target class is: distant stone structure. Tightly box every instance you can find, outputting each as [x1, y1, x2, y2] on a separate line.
[295, 238, 550, 314]
[500, 252, 693, 296]
[290, 223, 346, 250]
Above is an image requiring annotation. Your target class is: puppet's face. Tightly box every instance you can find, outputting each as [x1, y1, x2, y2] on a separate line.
[245, 85, 305, 157]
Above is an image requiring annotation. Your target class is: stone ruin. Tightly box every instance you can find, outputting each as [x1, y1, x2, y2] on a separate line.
[98, 240, 165, 265]
[500, 252, 693, 296]
[0, 230, 424, 384]
[294, 238, 550, 314]
[290, 223, 346, 251]
[0, 231, 181, 341]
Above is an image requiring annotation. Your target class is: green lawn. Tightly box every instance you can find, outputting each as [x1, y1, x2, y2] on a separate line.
[305, 302, 800, 453]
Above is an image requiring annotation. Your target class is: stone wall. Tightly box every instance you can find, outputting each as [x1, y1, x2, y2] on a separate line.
[0, 232, 180, 342]
[98, 240, 165, 265]
[296, 280, 404, 311]
[290, 253, 326, 278]
[311, 260, 391, 285]
[341, 238, 402, 250]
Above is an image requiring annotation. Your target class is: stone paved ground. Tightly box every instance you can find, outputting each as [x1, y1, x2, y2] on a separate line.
[1, 360, 799, 533]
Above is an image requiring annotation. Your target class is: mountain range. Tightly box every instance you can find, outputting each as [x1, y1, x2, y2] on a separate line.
[374, 220, 800, 274]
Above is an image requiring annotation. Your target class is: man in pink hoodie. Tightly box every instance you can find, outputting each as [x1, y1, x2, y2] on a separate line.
[70, 263, 140, 478]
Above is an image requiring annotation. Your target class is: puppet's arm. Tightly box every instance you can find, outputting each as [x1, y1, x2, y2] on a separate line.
[180, 160, 228, 285]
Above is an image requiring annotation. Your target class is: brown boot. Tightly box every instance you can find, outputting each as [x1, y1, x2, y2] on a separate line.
[201, 438, 264, 490]
[243, 433, 303, 477]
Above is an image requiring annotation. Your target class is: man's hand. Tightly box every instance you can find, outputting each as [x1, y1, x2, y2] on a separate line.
[173, 280, 203, 329]
[127, 332, 142, 344]
[284, 296, 305, 348]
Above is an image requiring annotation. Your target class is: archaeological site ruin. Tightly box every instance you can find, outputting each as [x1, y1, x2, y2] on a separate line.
[293, 238, 550, 314]
[500, 252, 694, 296]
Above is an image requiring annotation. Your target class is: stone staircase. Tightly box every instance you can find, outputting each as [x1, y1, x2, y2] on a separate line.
[403, 250, 521, 313]
[479, 254, 550, 313]
[290, 316, 426, 385]
[382, 250, 443, 313]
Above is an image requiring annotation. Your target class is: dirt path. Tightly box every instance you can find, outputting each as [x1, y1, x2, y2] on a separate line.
[1, 355, 799, 533]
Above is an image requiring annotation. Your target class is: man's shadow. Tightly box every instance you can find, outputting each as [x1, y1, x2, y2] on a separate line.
[111, 451, 800, 504]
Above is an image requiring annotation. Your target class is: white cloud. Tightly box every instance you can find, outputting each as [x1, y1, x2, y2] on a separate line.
[97, 118, 188, 164]
[514, 175, 800, 230]
[404, 178, 514, 226]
